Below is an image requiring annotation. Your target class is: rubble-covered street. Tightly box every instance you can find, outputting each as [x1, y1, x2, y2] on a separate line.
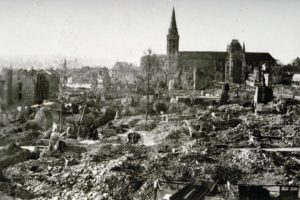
[1, 80, 300, 199]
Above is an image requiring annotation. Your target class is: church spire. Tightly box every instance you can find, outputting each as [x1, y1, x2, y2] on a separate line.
[167, 7, 179, 56]
[169, 7, 178, 35]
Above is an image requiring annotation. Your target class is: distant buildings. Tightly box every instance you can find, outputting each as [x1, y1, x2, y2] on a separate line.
[110, 62, 140, 85]
[96, 67, 110, 91]
[0, 68, 60, 108]
[66, 66, 99, 86]
[64, 66, 110, 101]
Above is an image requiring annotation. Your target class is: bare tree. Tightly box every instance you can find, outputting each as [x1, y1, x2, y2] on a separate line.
[141, 49, 158, 121]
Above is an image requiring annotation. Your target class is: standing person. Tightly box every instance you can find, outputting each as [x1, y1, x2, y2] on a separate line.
[49, 123, 60, 152]
[220, 83, 230, 106]
[153, 179, 160, 200]
[0, 102, 3, 124]
[89, 124, 98, 140]
[16, 105, 25, 124]
[0, 97, 4, 118]
[127, 130, 134, 144]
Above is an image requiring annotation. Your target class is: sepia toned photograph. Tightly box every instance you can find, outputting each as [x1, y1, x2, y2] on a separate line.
[0, 0, 300, 199]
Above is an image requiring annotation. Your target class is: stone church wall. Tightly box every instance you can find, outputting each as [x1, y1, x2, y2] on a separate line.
[179, 58, 224, 89]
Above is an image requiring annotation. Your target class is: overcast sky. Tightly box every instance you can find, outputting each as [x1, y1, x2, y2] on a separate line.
[0, 0, 299, 66]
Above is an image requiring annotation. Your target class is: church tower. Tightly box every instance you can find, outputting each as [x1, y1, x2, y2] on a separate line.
[167, 8, 179, 85]
[167, 8, 179, 56]
[225, 39, 246, 84]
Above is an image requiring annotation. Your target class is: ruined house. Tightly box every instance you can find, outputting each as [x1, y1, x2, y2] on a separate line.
[94, 67, 110, 90]
[164, 8, 277, 90]
[94, 67, 110, 100]
[66, 66, 109, 86]
[0, 68, 60, 108]
[292, 74, 300, 88]
[0, 68, 13, 108]
[36, 69, 60, 103]
[66, 66, 110, 91]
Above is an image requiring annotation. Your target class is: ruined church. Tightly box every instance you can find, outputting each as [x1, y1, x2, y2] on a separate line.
[166, 8, 276, 90]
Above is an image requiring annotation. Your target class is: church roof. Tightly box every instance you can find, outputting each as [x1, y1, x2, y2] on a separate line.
[229, 39, 243, 52]
[179, 51, 276, 64]
[179, 51, 227, 60]
[245, 52, 276, 64]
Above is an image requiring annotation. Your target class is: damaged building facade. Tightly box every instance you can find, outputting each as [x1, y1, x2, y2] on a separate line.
[165, 8, 277, 90]
[110, 62, 140, 85]
[0, 68, 59, 108]
[66, 66, 109, 88]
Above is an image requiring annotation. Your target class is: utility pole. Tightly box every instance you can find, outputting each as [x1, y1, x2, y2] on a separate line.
[145, 49, 152, 121]
[77, 105, 86, 139]
[146, 63, 150, 121]
[59, 102, 63, 132]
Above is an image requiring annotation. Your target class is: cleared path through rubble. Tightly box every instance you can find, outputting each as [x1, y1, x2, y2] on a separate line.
[117, 131, 167, 146]
[232, 147, 300, 152]
[0, 146, 46, 151]
[117, 127, 171, 146]
[138, 131, 157, 146]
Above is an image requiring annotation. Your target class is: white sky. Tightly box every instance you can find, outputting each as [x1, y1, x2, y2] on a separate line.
[0, 0, 299, 65]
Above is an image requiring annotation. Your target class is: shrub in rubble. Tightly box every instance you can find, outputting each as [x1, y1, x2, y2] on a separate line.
[284, 161, 300, 173]
[134, 120, 157, 131]
[111, 160, 144, 174]
[210, 164, 243, 185]
[153, 101, 168, 114]
[220, 91, 229, 106]
[266, 152, 284, 167]
[250, 163, 265, 174]
[166, 129, 183, 140]
[293, 173, 300, 184]
[168, 103, 189, 114]
[180, 168, 196, 182]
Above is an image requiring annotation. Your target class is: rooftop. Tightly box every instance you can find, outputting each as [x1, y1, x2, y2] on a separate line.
[292, 74, 300, 82]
